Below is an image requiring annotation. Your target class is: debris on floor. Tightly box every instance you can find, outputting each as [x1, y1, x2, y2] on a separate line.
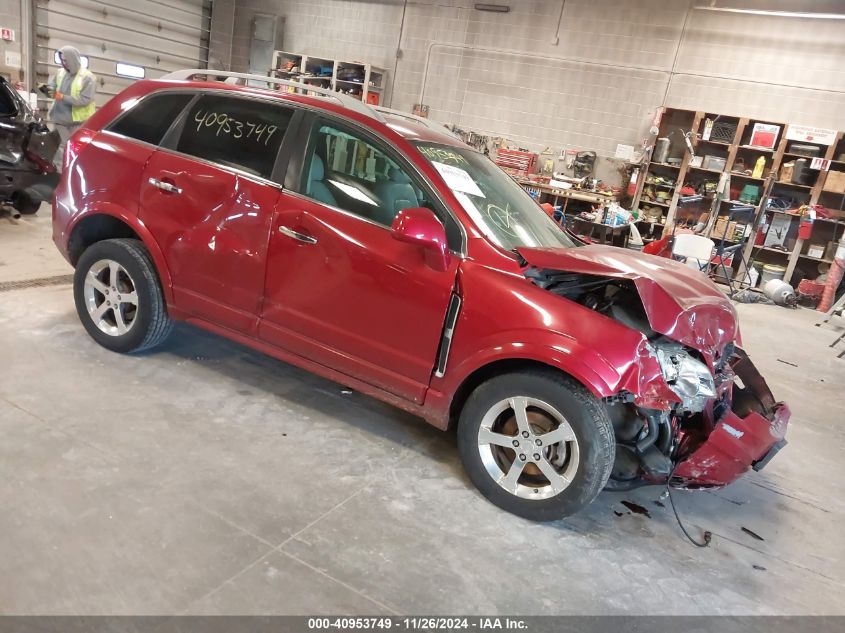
[741, 526, 765, 541]
[621, 500, 651, 518]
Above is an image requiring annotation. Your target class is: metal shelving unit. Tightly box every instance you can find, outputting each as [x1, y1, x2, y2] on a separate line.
[270, 50, 387, 105]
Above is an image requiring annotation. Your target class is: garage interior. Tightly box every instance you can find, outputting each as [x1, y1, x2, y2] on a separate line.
[1, 0, 844, 619]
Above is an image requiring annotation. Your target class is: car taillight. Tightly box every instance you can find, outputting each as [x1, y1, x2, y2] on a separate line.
[25, 148, 56, 173]
[64, 132, 94, 172]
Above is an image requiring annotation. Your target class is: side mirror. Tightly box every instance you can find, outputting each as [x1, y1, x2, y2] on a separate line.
[390, 207, 451, 272]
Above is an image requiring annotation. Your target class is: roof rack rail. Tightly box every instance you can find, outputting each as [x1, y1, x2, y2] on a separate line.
[371, 105, 461, 139]
[161, 69, 384, 122]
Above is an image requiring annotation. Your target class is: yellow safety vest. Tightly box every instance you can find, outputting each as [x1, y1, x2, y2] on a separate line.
[56, 68, 96, 122]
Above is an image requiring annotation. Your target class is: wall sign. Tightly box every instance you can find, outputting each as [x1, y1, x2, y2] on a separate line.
[0, 28, 14, 42]
[614, 144, 635, 161]
[810, 157, 831, 171]
[786, 125, 837, 145]
[749, 123, 780, 150]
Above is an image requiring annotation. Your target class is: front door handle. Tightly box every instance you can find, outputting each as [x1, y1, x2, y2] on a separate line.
[278, 225, 317, 244]
[148, 178, 182, 194]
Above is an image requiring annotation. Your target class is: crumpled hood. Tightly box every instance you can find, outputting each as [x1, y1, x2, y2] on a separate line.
[517, 245, 739, 360]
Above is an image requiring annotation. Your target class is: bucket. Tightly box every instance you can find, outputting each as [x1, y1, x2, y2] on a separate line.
[760, 264, 787, 286]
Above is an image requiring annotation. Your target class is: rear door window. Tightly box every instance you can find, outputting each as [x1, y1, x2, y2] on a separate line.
[176, 94, 294, 180]
[108, 92, 193, 145]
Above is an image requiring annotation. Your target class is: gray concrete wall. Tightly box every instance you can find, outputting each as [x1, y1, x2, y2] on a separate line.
[218, 0, 845, 183]
[0, 0, 23, 81]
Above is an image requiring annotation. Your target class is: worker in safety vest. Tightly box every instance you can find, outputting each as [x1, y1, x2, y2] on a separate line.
[48, 46, 96, 169]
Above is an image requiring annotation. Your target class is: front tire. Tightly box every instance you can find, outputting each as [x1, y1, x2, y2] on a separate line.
[457, 370, 615, 521]
[73, 238, 173, 353]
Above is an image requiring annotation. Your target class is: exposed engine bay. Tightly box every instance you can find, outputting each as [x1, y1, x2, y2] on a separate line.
[524, 268, 741, 489]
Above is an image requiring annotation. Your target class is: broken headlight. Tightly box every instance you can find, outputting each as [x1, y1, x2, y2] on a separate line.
[652, 342, 716, 413]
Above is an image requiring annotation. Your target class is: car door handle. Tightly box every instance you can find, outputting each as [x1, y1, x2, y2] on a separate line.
[278, 225, 317, 244]
[148, 178, 182, 194]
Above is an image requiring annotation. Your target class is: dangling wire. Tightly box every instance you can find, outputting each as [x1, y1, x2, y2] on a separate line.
[666, 475, 712, 547]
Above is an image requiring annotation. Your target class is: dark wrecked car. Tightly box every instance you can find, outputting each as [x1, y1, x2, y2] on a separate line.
[0, 76, 59, 215]
[53, 71, 788, 521]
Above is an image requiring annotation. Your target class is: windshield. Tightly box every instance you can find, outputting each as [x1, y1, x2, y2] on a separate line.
[415, 143, 579, 250]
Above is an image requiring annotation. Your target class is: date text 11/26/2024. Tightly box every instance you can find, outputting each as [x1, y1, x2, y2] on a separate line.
[308, 618, 529, 630]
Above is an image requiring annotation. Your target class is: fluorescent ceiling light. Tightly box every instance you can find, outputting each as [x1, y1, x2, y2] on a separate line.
[116, 62, 145, 79]
[693, 6, 845, 19]
[475, 4, 510, 12]
[55, 50, 89, 68]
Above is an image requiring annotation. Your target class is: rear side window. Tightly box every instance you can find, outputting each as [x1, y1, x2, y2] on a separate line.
[176, 94, 293, 180]
[109, 92, 192, 145]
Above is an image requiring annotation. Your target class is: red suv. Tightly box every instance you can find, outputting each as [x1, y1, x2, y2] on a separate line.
[53, 70, 789, 521]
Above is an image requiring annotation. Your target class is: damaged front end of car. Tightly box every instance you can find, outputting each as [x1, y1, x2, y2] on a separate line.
[519, 246, 789, 491]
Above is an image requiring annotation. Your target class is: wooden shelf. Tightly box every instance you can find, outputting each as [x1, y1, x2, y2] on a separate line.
[689, 165, 724, 175]
[753, 245, 791, 255]
[799, 253, 834, 264]
[774, 180, 815, 190]
[729, 172, 765, 183]
[765, 208, 801, 217]
[640, 199, 671, 208]
[738, 145, 776, 153]
[783, 152, 823, 160]
[635, 112, 844, 296]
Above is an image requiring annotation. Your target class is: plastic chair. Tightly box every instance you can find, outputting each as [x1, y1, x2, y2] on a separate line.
[672, 234, 714, 272]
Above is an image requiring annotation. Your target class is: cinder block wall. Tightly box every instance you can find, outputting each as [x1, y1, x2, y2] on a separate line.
[216, 0, 845, 182]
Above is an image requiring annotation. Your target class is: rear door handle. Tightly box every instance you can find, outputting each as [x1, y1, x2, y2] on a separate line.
[148, 178, 182, 194]
[278, 225, 317, 244]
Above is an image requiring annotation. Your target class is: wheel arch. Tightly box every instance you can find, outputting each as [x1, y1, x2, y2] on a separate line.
[446, 356, 610, 431]
[67, 210, 173, 304]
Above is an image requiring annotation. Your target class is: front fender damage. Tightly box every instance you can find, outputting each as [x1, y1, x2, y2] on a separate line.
[519, 259, 789, 489]
[672, 348, 789, 487]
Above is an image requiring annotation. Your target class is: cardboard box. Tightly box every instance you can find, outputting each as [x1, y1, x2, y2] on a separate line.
[712, 218, 729, 238]
[780, 162, 794, 183]
[807, 243, 826, 258]
[824, 170, 845, 193]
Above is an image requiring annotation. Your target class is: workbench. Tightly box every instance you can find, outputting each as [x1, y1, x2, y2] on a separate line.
[518, 180, 613, 214]
[518, 180, 626, 246]
[566, 216, 631, 248]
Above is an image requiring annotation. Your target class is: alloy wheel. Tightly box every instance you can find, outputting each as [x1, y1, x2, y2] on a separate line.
[477, 396, 580, 500]
[82, 259, 139, 337]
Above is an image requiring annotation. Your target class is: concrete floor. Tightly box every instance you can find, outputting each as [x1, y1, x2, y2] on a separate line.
[1, 208, 844, 615]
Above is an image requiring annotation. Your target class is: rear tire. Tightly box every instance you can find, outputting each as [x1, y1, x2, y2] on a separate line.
[457, 370, 615, 521]
[73, 238, 173, 353]
[13, 192, 41, 215]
